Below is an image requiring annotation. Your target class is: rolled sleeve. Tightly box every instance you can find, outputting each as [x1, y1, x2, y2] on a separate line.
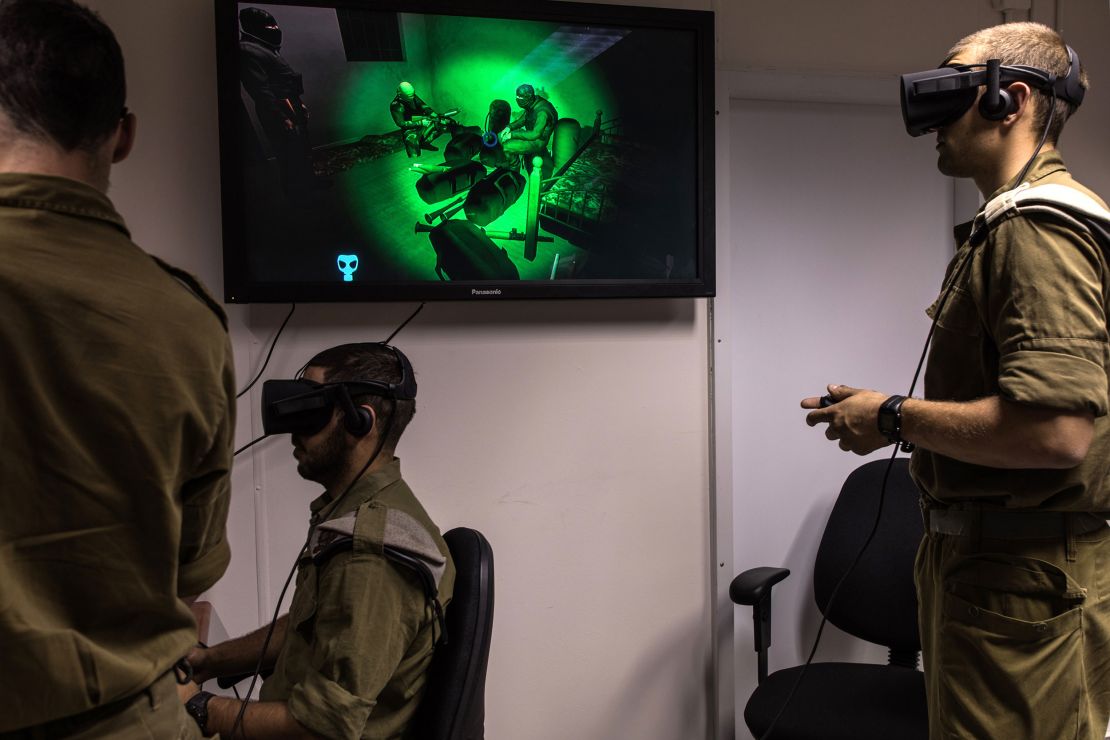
[287, 669, 375, 740]
[999, 346, 1108, 415]
[985, 216, 1109, 415]
[287, 552, 426, 738]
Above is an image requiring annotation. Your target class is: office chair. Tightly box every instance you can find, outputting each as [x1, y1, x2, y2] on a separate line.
[411, 527, 496, 740]
[730, 459, 927, 739]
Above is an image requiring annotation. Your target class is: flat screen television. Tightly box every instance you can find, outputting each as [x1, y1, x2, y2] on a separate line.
[214, 0, 715, 301]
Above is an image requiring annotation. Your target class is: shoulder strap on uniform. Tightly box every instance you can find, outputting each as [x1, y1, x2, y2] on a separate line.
[970, 182, 1110, 248]
[149, 255, 228, 330]
[380, 508, 449, 592]
[309, 505, 448, 593]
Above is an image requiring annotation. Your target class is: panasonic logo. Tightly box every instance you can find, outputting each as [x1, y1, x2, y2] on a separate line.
[471, 289, 502, 296]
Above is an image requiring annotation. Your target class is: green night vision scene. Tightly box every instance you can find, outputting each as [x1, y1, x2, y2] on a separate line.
[237, 6, 698, 287]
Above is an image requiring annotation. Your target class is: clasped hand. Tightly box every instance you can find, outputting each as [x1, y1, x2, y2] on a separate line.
[801, 384, 890, 455]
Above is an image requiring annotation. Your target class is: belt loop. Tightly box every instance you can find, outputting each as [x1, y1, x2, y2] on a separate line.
[1066, 517, 1079, 562]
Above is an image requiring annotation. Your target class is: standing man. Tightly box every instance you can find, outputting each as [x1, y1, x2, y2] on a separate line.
[803, 22, 1110, 739]
[0, 0, 235, 737]
[181, 343, 455, 740]
[239, 6, 316, 197]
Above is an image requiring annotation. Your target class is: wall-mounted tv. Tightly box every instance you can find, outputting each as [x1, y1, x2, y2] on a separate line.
[214, 0, 715, 301]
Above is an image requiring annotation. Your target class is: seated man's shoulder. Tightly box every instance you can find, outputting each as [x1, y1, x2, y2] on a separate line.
[312, 491, 453, 599]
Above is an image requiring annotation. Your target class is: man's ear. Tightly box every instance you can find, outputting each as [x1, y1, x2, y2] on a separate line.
[1003, 82, 1035, 126]
[111, 111, 137, 164]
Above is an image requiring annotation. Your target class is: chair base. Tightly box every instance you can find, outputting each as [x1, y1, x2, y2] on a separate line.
[744, 662, 927, 740]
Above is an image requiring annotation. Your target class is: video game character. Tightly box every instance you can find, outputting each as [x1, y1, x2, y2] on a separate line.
[390, 81, 443, 157]
[239, 7, 318, 198]
[500, 84, 558, 177]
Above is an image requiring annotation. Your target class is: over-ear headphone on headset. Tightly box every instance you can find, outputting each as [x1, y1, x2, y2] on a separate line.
[978, 58, 1020, 120]
[333, 384, 375, 436]
[261, 343, 417, 439]
[901, 44, 1084, 135]
[977, 45, 1083, 120]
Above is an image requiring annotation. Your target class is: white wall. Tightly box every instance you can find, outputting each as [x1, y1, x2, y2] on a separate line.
[87, 1, 715, 739]
[725, 92, 952, 723]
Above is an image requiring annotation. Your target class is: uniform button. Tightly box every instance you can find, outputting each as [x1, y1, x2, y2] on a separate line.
[1035, 623, 1048, 633]
[968, 606, 981, 618]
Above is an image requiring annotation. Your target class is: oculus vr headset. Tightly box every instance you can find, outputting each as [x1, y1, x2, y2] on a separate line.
[900, 45, 1084, 136]
[261, 345, 417, 438]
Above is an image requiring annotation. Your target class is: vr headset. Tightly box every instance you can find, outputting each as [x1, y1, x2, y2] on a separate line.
[900, 45, 1084, 136]
[261, 345, 417, 437]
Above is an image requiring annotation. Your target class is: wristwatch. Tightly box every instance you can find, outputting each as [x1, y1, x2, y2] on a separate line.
[877, 395, 916, 453]
[184, 690, 215, 737]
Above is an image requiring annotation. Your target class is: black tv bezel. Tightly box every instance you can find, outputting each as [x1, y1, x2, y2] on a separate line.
[214, 0, 716, 302]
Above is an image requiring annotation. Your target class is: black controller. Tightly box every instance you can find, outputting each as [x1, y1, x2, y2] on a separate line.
[819, 395, 835, 408]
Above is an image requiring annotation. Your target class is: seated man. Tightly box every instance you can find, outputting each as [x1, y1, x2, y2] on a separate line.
[180, 343, 455, 740]
[499, 83, 558, 176]
[391, 81, 440, 156]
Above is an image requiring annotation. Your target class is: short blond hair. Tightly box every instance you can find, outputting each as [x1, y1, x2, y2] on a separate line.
[948, 22, 1087, 144]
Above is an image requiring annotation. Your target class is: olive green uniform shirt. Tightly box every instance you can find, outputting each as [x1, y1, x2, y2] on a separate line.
[0, 174, 235, 731]
[260, 459, 455, 740]
[911, 152, 1110, 511]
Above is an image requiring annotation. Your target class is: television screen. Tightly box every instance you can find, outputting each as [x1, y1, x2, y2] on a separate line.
[214, 0, 715, 301]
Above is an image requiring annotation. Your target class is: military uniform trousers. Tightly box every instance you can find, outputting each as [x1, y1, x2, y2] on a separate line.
[916, 505, 1110, 739]
[0, 672, 203, 740]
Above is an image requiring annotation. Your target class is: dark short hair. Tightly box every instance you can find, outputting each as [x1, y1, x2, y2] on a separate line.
[306, 343, 417, 451]
[948, 22, 1088, 145]
[0, 0, 126, 151]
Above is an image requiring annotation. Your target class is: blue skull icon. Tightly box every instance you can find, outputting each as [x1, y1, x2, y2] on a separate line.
[337, 254, 359, 282]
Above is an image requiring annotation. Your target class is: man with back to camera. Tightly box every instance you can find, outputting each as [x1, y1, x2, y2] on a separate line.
[802, 22, 1110, 739]
[179, 342, 456, 740]
[0, 0, 235, 737]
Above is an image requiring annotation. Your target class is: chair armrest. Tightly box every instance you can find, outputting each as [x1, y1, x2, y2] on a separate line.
[730, 566, 790, 684]
[730, 567, 790, 606]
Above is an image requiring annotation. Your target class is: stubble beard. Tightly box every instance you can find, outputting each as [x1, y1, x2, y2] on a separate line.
[295, 423, 353, 487]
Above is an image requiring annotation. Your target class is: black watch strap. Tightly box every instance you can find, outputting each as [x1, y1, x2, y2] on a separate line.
[185, 690, 215, 736]
[877, 395, 916, 453]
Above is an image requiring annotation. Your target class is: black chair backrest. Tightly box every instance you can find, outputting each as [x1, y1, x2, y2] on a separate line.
[411, 527, 495, 740]
[813, 459, 924, 653]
